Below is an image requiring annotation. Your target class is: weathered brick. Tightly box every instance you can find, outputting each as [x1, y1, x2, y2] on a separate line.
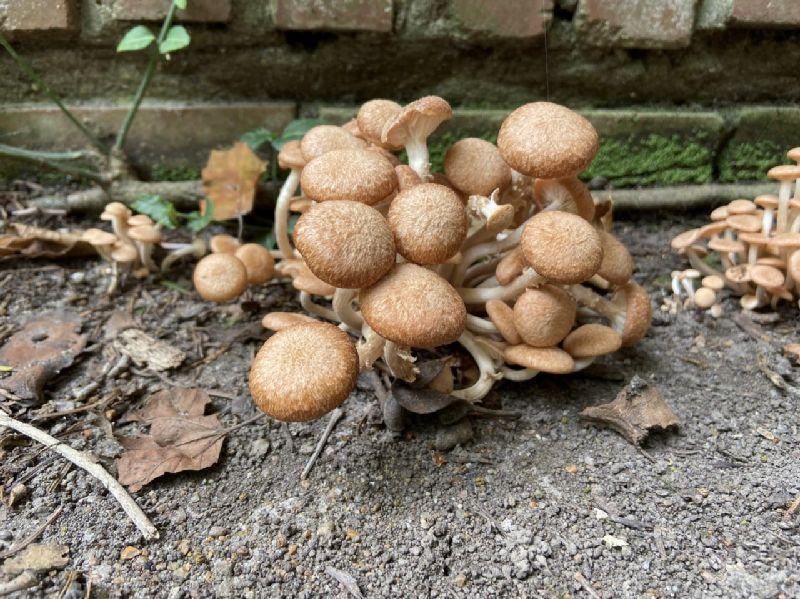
[730, 0, 800, 27]
[0, 0, 77, 35]
[576, 0, 697, 49]
[450, 0, 552, 38]
[113, 0, 231, 23]
[273, 0, 393, 32]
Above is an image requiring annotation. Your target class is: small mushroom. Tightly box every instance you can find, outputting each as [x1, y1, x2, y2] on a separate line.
[100, 202, 132, 245]
[443, 138, 511, 197]
[504, 345, 575, 375]
[161, 238, 207, 272]
[209, 234, 241, 254]
[754, 194, 779, 235]
[568, 282, 652, 347]
[356, 99, 403, 149]
[261, 311, 318, 332]
[532, 177, 595, 222]
[767, 165, 800, 232]
[109, 241, 138, 294]
[562, 324, 622, 358]
[596, 230, 634, 286]
[128, 224, 161, 272]
[301, 148, 397, 206]
[249, 322, 359, 422]
[275, 140, 307, 259]
[485, 299, 522, 345]
[300, 125, 366, 162]
[495, 247, 525, 286]
[192, 253, 248, 302]
[693, 287, 717, 310]
[234, 243, 275, 285]
[513, 285, 577, 347]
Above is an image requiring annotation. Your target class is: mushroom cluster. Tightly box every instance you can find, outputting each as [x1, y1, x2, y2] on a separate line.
[192, 234, 275, 302]
[249, 98, 652, 423]
[671, 150, 800, 313]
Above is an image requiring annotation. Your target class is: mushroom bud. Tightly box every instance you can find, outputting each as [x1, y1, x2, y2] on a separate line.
[234, 243, 276, 286]
[193, 253, 248, 302]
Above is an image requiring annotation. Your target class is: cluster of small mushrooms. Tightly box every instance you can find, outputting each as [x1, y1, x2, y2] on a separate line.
[671, 149, 800, 313]
[241, 97, 652, 423]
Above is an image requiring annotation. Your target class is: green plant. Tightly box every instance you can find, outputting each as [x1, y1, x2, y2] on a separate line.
[132, 194, 214, 232]
[240, 118, 323, 181]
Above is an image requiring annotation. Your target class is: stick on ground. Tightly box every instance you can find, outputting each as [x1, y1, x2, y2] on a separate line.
[0, 411, 159, 540]
[301, 408, 344, 480]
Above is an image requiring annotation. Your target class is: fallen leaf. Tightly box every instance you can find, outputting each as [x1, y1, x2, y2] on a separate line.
[201, 141, 267, 220]
[602, 534, 628, 548]
[2, 543, 69, 574]
[565, 464, 578, 474]
[0, 312, 86, 401]
[116, 388, 226, 492]
[391, 382, 462, 415]
[120, 546, 141, 560]
[0, 223, 95, 259]
[580, 376, 679, 445]
[113, 328, 185, 371]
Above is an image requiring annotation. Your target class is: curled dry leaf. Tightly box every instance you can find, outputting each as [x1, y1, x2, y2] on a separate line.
[2, 543, 69, 575]
[580, 375, 679, 445]
[116, 388, 226, 492]
[0, 223, 95, 259]
[0, 312, 86, 401]
[201, 141, 267, 221]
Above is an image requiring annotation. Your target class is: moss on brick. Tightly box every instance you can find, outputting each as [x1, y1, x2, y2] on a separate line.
[149, 164, 202, 182]
[717, 140, 788, 182]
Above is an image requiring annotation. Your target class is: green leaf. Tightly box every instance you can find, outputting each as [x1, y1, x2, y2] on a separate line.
[240, 128, 277, 152]
[159, 25, 191, 54]
[0, 365, 13, 372]
[159, 280, 191, 295]
[174, 0, 188, 9]
[273, 118, 324, 151]
[117, 26, 156, 52]
[132, 194, 179, 229]
[185, 199, 214, 232]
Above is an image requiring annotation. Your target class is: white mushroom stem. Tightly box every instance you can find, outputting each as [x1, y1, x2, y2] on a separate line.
[109, 215, 132, 246]
[332, 288, 363, 330]
[500, 366, 539, 381]
[160, 238, 207, 272]
[777, 180, 793, 232]
[107, 261, 120, 295]
[457, 268, 542, 305]
[132, 240, 157, 272]
[685, 249, 722, 278]
[572, 357, 596, 372]
[299, 291, 338, 321]
[451, 221, 526, 286]
[404, 136, 432, 181]
[275, 168, 301, 259]
[465, 314, 499, 335]
[383, 341, 418, 382]
[462, 255, 504, 287]
[680, 276, 696, 301]
[671, 272, 682, 296]
[476, 276, 499, 288]
[451, 331, 502, 403]
[356, 323, 385, 370]
[567, 284, 625, 326]
[762, 208, 775, 236]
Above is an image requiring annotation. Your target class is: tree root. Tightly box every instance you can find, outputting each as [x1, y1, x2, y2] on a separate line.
[27, 180, 204, 212]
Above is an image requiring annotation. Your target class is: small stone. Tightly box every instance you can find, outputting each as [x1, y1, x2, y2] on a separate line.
[250, 438, 270, 458]
[454, 573, 467, 587]
[208, 526, 228, 538]
[120, 546, 141, 561]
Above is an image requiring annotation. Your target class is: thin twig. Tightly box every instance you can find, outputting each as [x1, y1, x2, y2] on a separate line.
[0, 411, 158, 540]
[301, 408, 344, 480]
[0, 143, 102, 181]
[574, 571, 602, 599]
[0, 504, 63, 559]
[0, 571, 38, 596]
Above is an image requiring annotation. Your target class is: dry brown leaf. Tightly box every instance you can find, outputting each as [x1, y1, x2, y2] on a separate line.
[0, 223, 94, 259]
[0, 312, 86, 401]
[2, 543, 69, 575]
[200, 141, 267, 220]
[116, 388, 226, 492]
[580, 376, 679, 445]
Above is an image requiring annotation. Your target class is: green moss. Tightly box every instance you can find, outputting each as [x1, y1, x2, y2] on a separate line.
[149, 164, 201, 181]
[717, 141, 787, 182]
[582, 134, 713, 187]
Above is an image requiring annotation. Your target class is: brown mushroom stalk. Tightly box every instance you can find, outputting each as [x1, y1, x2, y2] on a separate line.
[160, 238, 207, 272]
[299, 291, 339, 323]
[275, 169, 301, 259]
[332, 288, 364, 330]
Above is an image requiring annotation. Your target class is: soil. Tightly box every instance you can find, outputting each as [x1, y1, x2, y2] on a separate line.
[0, 200, 798, 598]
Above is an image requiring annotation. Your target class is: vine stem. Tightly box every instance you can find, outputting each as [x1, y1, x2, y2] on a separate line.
[0, 33, 106, 153]
[0, 143, 103, 181]
[113, 1, 180, 152]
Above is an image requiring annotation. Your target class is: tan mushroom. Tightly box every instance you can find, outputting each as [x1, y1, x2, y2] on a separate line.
[128, 224, 161, 272]
[568, 282, 651, 347]
[100, 202, 132, 245]
[109, 241, 138, 294]
[443, 138, 511, 197]
[300, 125, 366, 162]
[495, 248, 525, 286]
[693, 286, 717, 310]
[754, 195, 779, 234]
[161, 238, 207, 272]
[395, 165, 422, 191]
[209, 234, 241, 254]
[235, 243, 276, 285]
[514, 285, 576, 347]
[485, 299, 522, 345]
[596, 230, 634, 286]
[357, 99, 403, 149]
[532, 177, 595, 222]
[562, 324, 622, 358]
[504, 345, 575, 374]
[275, 140, 307, 259]
[767, 165, 800, 232]
[301, 148, 398, 206]
[261, 311, 318, 332]
[249, 322, 358, 422]
[193, 253, 248, 302]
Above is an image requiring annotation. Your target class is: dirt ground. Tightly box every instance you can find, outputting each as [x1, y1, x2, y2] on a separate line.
[0, 201, 798, 599]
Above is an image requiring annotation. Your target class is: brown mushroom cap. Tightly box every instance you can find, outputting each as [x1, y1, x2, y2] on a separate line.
[767, 164, 800, 181]
[101, 202, 132, 220]
[755, 194, 779, 210]
[360, 263, 467, 348]
[562, 324, 622, 358]
[277, 139, 306, 171]
[395, 165, 422, 191]
[485, 299, 522, 345]
[443, 138, 512, 197]
[504, 345, 575, 374]
[709, 206, 729, 221]
[387, 183, 468, 265]
[192, 253, 248, 302]
[767, 232, 800, 252]
[597, 230, 634, 286]
[670, 229, 701, 252]
[612, 282, 652, 347]
[261, 311, 318, 332]
[381, 96, 453, 148]
[726, 214, 762, 233]
[300, 125, 366, 162]
[533, 177, 595, 222]
[82, 228, 118, 247]
[127, 214, 154, 227]
[701, 275, 725, 290]
[727, 199, 757, 214]
[697, 221, 729, 239]
[708, 237, 745, 254]
[497, 102, 598, 178]
[496, 248, 525, 286]
[248, 322, 358, 422]
[520, 211, 603, 284]
[357, 99, 403, 148]
[693, 287, 717, 309]
[788, 147, 800, 163]
[128, 224, 161, 244]
[209, 234, 241, 254]
[513, 284, 577, 347]
[725, 264, 751, 284]
[750, 264, 784, 288]
[110, 242, 138, 264]
[300, 148, 397, 205]
[234, 243, 275, 285]
[294, 201, 396, 288]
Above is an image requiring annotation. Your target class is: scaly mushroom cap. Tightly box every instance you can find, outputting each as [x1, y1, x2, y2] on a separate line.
[261, 311, 318, 332]
[726, 199, 757, 214]
[767, 164, 800, 181]
[750, 264, 784, 288]
[504, 345, 575, 374]
[725, 263, 751, 284]
[234, 243, 275, 285]
[300, 149, 397, 205]
[341, 118, 365, 139]
[790, 251, 800, 284]
[597, 230, 634, 286]
[443, 138, 512, 197]
[670, 229, 701, 252]
[387, 183, 468, 265]
[533, 177, 595, 222]
[497, 102, 598, 178]
[357, 99, 403, 149]
[366, 144, 401, 167]
[381, 96, 453, 148]
[294, 201, 396, 288]
[360, 263, 467, 348]
[562, 324, 622, 358]
[209, 234, 241, 254]
[521, 211, 603, 284]
[193, 253, 248, 302]
[485, 299, 522, 345]
[300, 125, 366, 162]
[249, 322, 358, 422]
[395, 165, 422, 191]
[611, 282, 652, 347]
[513, 284, 576, 347]
[277, 140, 306, 171]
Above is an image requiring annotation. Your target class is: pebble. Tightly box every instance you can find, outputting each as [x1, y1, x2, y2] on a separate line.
[209, 526, 228, 538]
